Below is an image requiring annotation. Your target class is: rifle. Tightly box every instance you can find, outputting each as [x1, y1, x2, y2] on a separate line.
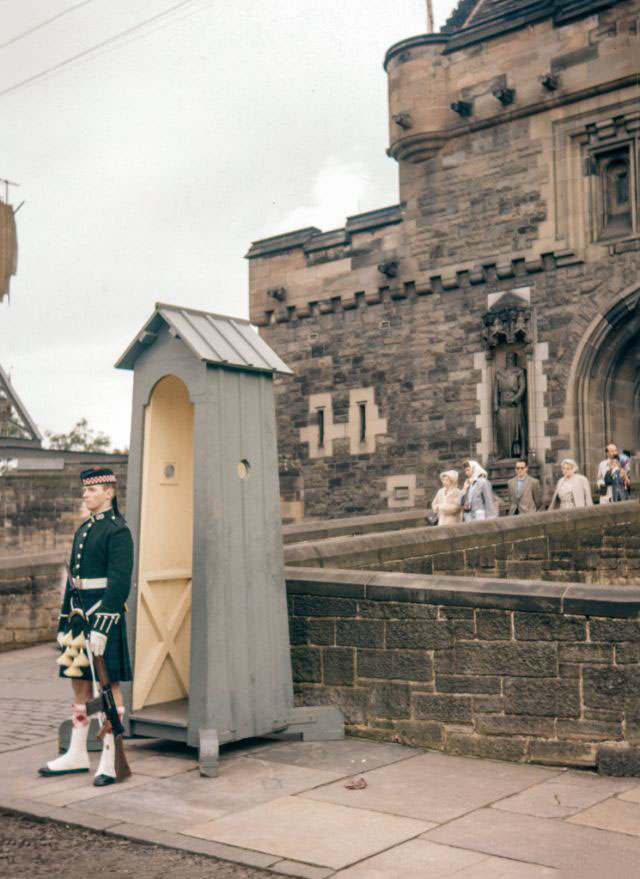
[65, 563, 131, 783]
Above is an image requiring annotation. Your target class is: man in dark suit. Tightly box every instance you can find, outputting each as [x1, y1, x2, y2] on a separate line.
[507, 461, 541, 515]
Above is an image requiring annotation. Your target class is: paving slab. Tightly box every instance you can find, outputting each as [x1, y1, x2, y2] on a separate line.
[333, 838, 555, 879]
[67, 787, 227, 832]
[567, 797, 640, 836]
[619, 785, 640, 803]
[22, 773, 152, 807]
[0, 741, 60, 777]
[247, 738, 419, 774]
[9, 771, 100, 798]
[105, 821, 281, 868]
[423, 806, 640, 871]
[129, 755, 346, 816]
[270, 860, 334, 879]
[493, 770, 636, 818]
[302, 750, 558, 822]
[0, 795, 121, 831]
[184, 796, 434, 869]
[125, 752, 200, 777]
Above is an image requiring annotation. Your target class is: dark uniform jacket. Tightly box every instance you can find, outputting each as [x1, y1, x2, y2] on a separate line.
[57, 508, 134, 682]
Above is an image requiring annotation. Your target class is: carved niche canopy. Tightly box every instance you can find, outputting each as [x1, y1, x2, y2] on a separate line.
[482, 291, 532, 358]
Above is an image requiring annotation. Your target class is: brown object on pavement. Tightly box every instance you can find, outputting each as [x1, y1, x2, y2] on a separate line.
[344, 777, 368, 789]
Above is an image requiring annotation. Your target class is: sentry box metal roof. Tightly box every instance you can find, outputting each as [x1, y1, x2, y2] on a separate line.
[115, 302, 292, 376]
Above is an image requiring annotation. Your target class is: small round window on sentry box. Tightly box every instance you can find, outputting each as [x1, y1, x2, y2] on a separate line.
[237, 459, 250, 479]
[160, 461, 178, 484]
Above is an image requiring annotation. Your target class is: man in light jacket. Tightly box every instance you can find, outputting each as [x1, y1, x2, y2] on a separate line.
[507, 460, 541, 515]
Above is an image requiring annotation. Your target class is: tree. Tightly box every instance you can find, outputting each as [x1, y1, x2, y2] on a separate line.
[45, 418, 112, 452]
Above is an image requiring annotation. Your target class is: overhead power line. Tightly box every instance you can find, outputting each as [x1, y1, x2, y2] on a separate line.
[0, 0, 201, 100]
[0, 0, 97, 51]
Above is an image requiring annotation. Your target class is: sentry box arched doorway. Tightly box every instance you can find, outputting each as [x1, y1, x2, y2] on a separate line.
[116, 304, 343, 774]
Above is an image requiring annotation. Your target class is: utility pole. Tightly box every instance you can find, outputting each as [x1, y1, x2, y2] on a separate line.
[426, 0, 434, 33]
[0, 177, 19, 205]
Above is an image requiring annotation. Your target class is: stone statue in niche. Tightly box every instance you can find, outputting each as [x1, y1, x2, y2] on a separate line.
[493, 351, 527, 459]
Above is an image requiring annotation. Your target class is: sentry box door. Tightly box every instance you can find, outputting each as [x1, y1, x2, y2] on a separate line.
[132, 375, 194, 711]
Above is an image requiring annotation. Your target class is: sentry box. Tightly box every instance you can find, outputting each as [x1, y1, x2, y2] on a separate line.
[116, 303, 343, 774]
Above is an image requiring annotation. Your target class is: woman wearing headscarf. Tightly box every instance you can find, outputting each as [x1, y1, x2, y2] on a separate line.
[432, 470, 463, 526]
[549, 458, 592, 509]
[461, 460, 497, 521]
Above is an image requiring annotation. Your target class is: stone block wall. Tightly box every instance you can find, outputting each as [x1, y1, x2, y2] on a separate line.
[287, 567, 640, 771]
[390, 5, 640, 271]
[285, 503, 640, 585]
[258, 242, 640, 519]
[0, 553, 65, 652]
[0, 461, 128, 557]
[246, 0, 640, 521]
[282, 508, 432, 544]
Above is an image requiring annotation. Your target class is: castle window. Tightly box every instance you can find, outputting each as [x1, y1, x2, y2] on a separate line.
[317, 408, 325, 448]
[358, 402, 367, 444]
[591, 145, 635, 241]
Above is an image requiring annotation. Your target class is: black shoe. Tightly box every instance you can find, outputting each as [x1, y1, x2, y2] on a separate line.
[38, 766, 89, 777]
[93, 773, 116, 787]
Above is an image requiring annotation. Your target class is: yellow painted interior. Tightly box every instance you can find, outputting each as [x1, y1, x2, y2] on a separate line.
[133, 375, 194, 710]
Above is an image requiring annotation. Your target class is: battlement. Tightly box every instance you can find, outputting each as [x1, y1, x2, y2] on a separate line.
[247, 204, 406, 324]
[246, 205, 404, 261]
[250, 246, 585, 325]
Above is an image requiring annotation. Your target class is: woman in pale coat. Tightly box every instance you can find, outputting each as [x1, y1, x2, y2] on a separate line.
[432, 470, 463, 526]
[549, 458, 592, 509]
[461, 460, 497, 521]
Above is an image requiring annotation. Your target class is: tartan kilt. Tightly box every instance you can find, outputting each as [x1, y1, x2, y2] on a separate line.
[57, 587, 132, 683]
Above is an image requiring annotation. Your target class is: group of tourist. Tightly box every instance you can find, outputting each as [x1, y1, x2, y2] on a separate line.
[432, 460, 499, 524]
[431, 443, 632, 525]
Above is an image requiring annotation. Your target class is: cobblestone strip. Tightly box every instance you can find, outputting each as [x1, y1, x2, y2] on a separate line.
[0, 698, 68, 753]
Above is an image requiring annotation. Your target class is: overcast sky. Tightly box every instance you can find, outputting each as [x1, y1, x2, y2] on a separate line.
[1, 0, 457, 449]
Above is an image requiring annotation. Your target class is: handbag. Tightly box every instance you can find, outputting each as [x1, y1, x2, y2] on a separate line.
[427, 513, 439, 526]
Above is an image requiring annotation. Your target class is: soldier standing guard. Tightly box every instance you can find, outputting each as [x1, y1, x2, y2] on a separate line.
[39, 467, 133, 786]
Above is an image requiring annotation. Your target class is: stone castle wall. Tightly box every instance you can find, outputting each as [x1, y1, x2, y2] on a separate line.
[247, 0, 640, 521]
[287, 566, 640, 773]
[0, 553, 64, 652]
[1, 462, 128, 558]
[285, 502, 640, 585]
[263, 239, 640, 519]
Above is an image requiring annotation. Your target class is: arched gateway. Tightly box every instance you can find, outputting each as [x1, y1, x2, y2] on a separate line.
[569, 285, 640, 484]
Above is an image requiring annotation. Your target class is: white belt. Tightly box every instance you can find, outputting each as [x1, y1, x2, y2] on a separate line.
[76, 577, 107, 590]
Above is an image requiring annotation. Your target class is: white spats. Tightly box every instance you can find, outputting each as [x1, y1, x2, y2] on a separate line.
[95, 706, 125, 782]
[40, 703, 90, 775]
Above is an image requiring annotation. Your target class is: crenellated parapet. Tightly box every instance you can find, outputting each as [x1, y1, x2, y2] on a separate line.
[250, 246, 583, 326]
[246, 204, 406, 324]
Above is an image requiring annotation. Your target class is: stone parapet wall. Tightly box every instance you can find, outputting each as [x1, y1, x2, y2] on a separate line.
[287, 567, 640, 772]
[0, 553, 65, 652]
[285, 502, 640, 585]
[283, 508, 432, 544]
[0, 462, 128, 557]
